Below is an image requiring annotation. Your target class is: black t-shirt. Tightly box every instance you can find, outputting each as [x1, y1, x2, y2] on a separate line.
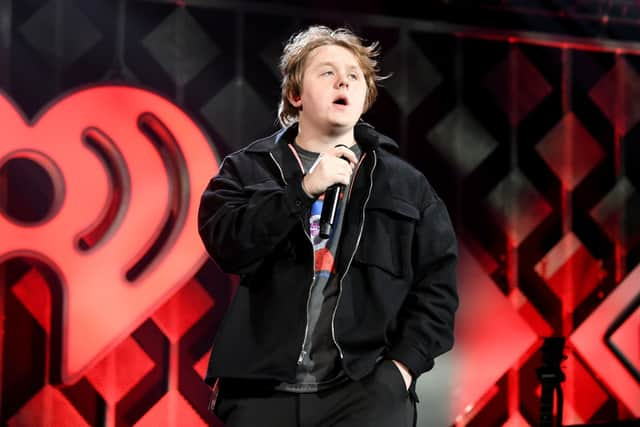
[276, 141, 362, 393]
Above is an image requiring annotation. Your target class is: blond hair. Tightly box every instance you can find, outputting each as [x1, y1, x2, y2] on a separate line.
[278, 26, 385, 127]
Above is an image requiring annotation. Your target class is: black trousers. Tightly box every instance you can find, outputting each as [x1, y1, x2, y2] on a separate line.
[214, 360, 416, 427]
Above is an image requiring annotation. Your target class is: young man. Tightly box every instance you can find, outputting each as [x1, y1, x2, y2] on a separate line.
[198, 26, 458, 427]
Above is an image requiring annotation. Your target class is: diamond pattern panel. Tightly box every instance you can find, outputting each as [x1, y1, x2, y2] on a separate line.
[485, 170, 553, 246]
[134, 389, 206, 427]
[534, 232, 606, 312]
[151, 279, 214, 343]
[590, 177, 640, 250]
[535, 112, 605, 190]
[201, 76, 273, 150]
[84, 336, 155, 405]
[142, 8, 219, 85]
[7, 385, 89, 427]
[427, 106, 498, 178]
[19, 0, 102, 68]
[383, 36, 442, 114]
[589, 58, 640, 134]
[510, 288, 553, 337]
[483, 47, 552, 126]
[11, 267, 51, 333]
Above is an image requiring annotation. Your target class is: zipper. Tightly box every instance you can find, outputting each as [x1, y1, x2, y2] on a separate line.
[269, 151, 316, 366]
[331, 151, 377, 360]
[269, 152, 288, 185]
[297, 222, 315, 365]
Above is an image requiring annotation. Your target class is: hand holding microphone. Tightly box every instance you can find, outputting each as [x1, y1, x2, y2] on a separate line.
[301, 144, 357, 238]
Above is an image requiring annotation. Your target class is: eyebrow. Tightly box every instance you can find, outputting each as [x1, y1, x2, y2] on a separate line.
[314, 61, 361, 71]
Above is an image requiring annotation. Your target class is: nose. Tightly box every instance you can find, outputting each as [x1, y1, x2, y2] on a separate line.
[335, 73, 349, 89]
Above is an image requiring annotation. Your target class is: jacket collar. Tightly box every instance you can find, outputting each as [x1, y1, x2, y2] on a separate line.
[243, 120, 399, 154]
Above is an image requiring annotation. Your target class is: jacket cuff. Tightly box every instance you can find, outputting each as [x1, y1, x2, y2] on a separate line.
[386, 343, 434, 379]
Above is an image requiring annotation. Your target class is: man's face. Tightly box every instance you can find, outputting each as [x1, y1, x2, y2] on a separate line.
[291, 44, 367, 134]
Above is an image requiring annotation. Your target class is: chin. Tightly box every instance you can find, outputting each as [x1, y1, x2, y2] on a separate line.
[326, 122, 355, 135]
[328, 117, 358, 130]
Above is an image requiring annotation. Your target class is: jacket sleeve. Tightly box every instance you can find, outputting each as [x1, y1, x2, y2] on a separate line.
[386, 195, 458, 378]
[197, 154, 315, 274]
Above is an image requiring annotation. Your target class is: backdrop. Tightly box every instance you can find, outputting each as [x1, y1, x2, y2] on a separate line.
[0, 1, 638, 426]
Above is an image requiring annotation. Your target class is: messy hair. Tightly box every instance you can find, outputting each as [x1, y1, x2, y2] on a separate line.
[277, 25, 385, 127]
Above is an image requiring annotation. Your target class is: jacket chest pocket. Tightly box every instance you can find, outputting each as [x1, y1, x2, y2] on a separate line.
[354, 197, 420, 278]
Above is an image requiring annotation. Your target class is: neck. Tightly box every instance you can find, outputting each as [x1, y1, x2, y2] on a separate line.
[294, 122, 356, 153]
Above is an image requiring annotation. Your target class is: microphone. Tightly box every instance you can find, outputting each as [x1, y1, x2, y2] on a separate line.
[319, 183, 342, 239]
[319, 144, 349, 239]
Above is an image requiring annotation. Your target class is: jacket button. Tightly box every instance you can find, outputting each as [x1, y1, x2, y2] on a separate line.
[295, 199, 302, 207]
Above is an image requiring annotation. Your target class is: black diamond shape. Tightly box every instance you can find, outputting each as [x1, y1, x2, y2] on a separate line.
[382, 37, 441, 115]
[201, 77, 273, 151]
[19, 0, 102, 68]
[485, 169, 552, 246]
[142, 8, 219, 86]
[427, 106, 498, 178]
[590, 59, 640, 134]
[483, 48, 552, 126]
[590, 177, 640, 250]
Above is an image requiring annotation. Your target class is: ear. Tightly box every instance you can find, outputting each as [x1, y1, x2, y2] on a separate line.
[288, 91, 302, 108]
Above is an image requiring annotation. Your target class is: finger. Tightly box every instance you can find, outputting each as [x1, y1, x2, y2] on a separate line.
[337, 165, 353, 186]
[336, 173, 351, 186]
[338, 148, 358, 165]
[341, 162, 353, 178]
[334, 146, 358, 165]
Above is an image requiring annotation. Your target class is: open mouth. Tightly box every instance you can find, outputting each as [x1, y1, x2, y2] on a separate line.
[333, 96, 348, 106]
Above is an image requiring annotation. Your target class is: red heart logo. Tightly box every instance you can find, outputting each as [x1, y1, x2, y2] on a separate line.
[0, 86, 219, 384]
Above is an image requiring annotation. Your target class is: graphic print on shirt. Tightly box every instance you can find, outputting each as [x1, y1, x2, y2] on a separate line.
[309, 194, 339, 278]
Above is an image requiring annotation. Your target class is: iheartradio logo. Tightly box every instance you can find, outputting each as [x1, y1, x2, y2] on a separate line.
[0, 86, 219, 384]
